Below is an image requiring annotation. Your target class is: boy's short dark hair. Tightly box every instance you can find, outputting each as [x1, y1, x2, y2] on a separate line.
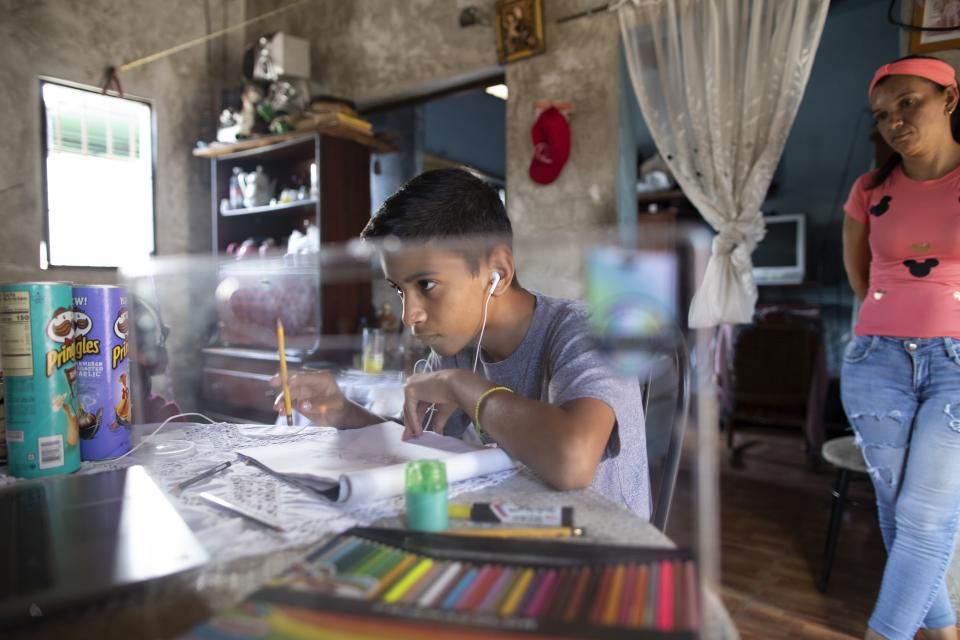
[362, 167, 511, 239]
[361, 169, 516, 282]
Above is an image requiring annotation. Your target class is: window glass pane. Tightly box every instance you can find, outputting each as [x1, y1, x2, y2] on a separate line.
[86, 113, 107, 156]
[111, 116, 131, 158]
[59, 112, 83, 152]
[41, 81, 155, 268]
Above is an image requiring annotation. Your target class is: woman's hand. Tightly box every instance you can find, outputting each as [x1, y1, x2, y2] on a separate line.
[401, 369, 465, 440]
[270, 370, 349, 426]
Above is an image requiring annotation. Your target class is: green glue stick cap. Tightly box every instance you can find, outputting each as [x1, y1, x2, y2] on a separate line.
[404, 460, 448, 532]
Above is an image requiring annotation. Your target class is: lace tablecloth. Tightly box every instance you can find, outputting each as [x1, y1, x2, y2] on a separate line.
[2, 422, 739, 640]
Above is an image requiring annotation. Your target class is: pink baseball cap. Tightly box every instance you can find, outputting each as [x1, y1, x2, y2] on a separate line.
[868, 57, 957, 99]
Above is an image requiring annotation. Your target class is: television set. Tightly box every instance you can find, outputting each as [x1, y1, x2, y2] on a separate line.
[752, 213, 806, 286]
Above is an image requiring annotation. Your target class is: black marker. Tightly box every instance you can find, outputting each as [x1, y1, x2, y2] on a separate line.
[448, 502, 575, 527]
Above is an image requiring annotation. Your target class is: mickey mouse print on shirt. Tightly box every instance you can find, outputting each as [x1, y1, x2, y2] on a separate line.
[903, 258, 940, 278]
[870, 195, 892, 217]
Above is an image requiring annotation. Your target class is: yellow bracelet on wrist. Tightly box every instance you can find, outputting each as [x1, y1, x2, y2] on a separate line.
[474, 386, 512, 436]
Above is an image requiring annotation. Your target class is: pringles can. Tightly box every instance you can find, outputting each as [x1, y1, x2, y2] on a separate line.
[73, 286, 132, 460]
[0, 283, 81, 478]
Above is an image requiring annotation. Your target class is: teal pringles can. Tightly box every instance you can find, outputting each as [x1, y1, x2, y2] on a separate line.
[404, 459, 448, 532]
[0, 283, 82, 478]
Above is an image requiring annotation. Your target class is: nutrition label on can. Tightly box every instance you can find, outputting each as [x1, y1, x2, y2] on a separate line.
[0, 291, 33, 377]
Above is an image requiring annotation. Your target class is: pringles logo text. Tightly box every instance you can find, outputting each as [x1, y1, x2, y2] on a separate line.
[112, 341, 128, 369]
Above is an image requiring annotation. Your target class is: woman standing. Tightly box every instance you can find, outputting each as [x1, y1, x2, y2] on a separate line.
[842, 55, 960, 640]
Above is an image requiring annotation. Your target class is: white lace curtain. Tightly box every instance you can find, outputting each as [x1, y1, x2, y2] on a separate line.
[618, 0, 829, 327]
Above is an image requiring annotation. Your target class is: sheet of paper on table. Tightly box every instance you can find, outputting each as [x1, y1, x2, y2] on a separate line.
[236, 421, 516, 504]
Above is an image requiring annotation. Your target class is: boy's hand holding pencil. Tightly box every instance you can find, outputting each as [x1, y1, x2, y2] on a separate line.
[270, 370, 349, 426]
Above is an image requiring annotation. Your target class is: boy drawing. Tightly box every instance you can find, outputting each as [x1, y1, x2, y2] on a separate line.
[274, 169, 649, 518]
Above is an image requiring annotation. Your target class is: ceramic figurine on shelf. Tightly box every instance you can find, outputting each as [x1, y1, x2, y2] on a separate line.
[241, 166, 274, 208]
[238, 82, 269, 138]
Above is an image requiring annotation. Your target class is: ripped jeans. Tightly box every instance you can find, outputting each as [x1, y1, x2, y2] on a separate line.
[841, 336, 960, 640]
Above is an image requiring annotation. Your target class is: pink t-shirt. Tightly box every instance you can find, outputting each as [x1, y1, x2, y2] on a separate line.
[844, 163, 960, 338]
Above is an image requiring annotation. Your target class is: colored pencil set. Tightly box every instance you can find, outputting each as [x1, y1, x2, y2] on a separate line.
[184, 527, 702, 639]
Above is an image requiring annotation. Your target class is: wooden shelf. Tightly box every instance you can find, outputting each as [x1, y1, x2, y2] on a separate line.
[194, 125, 395, 159]
[220, 197, 318, 217]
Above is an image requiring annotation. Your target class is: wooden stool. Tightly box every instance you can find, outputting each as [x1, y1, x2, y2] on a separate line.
[817, 435, 870, 592]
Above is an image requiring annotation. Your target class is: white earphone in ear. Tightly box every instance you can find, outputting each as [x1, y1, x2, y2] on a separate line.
[475, 271, 502, 373]
[488, 271, 502, 294]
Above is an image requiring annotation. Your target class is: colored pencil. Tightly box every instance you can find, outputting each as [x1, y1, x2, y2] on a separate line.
[317, 537, 361, 567]
[373, 555, 419, 599]
[333, 541, 372, 574]
[618, 564, 638, 627]
[442, 567, 479, 609]
[630, 565, 648, 627]
[488, 567, 523, 613]
[499, 567, 535, 616]
[277, 318, 293, 426]
[367, 549, 405, 580]
[546, 569, 576, 620]
[589, 565, 614, 624]
[602, 564, 626, 625]
[399, 562, 444, 605]
[535, 569, 565, 619]
[518, 569, 549, 616]
[384, 558, 434, 603]
[432, 564, 471, 607]
[459, 565, 502, 612]
[339, 543, 380, 575]
[443, 526, 584, 539]
[417, 562, 462, 607]
[524, 569, 560, 618]
[562, 567, 593, 623]
[656, 560, 674, 631]
[477, 567, 514, 613]
[644, 562, 658, 628]
[352, 546, 391, 577]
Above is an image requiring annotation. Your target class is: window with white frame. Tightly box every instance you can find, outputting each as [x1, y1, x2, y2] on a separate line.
[41, 81, 155, 268]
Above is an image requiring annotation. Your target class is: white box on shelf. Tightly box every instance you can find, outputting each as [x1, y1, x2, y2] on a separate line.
[269, 33, 310, 79]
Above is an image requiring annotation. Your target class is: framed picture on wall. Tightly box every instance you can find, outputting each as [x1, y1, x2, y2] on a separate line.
[909, 0, 960, 54]
[495, 0, 545, 64]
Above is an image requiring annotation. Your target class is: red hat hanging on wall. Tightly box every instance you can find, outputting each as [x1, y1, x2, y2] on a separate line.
[528, 106, 571, 185]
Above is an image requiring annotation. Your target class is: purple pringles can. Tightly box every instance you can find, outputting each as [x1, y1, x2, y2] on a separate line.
[72, 286, 132, 460]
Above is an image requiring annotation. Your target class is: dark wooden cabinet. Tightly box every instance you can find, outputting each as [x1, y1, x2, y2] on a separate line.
[196, 132, 375, 421]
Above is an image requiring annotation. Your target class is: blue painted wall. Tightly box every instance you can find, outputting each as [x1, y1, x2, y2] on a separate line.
[423, 89, 506, 179]
[765, 0, 899, 286]
[759, 0, 899, 372]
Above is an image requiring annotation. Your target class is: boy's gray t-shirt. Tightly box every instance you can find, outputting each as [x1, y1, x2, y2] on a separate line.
[433, 292, 650, 520]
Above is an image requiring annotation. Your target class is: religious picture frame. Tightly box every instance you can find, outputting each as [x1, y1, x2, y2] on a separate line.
[495, 0, 545, 64]
[909, 0, 960, 54]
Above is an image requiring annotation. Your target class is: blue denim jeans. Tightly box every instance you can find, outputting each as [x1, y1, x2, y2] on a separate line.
[841, 336, 960, 639]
